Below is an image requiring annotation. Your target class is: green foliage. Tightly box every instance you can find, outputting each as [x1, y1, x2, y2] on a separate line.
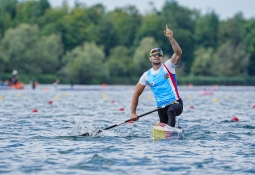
[33, 34, 64, 74]
[0, 0, 255, 84]
[0, 23, 63, 75]
[0, 0, 17, 38]
[30, 74, 61, 84]
[178, 76, 255, 86]
[173, 28, 195, 74]
[58, 5, 104, 51]
[195, 12, 219, 49]
[1, 24, 40, 73]
[106, 6, 141, 48]
[160, 0, 197, 74]
[39, 5, 68, 35]
[15, 0, 50, 24]
[218, 13, 245, 45]
[190, 47, 214, 76]
[96, 16, 118, 56]
[0, 46, 7, 73]
[241, 19, 255, 75]
[134, 13, 161, 47]
[60, 42, 108, 84]
[210, 40, 250, 76]
[106, 46, 132, 77]
[132, 37, 159, 76]
[161, 0, 196, 31]
[0, 73, 62, 84]
[104, 76, 139, 85]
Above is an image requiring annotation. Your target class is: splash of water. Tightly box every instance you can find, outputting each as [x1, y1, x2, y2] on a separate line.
[73, 117, 98, 135]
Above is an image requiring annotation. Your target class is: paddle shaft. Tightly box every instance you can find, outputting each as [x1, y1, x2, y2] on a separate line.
[80, 105, 169, 136]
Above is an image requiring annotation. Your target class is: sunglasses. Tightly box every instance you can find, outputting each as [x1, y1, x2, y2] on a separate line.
[150, 48, 163, 57]
[151, 53, 163, 57]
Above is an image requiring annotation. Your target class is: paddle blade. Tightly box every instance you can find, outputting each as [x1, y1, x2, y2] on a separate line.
[80, 132, 90, 136]
[80, 129, 103, 137]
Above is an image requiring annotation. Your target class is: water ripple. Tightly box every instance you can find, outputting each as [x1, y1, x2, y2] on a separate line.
[0, 85, 255, 174]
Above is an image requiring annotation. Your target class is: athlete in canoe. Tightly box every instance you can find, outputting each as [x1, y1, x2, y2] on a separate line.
[130, 24, 183, 127]
[12, 70, 19, 84]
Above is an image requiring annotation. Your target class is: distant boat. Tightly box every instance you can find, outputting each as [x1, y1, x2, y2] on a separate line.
[9, 82, 24, 89]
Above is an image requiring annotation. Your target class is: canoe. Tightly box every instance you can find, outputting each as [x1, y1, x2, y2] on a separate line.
[152, 122, 183, 140]
[9, 82, 24, 89]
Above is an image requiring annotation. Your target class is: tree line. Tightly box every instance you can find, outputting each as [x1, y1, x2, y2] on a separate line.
[0, 0, 255, 85]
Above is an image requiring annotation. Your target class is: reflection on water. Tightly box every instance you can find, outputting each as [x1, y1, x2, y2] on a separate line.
[0, 85, 255, 174]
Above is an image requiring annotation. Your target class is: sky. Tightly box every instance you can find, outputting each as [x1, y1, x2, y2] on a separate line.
[48, 0, 255, 20]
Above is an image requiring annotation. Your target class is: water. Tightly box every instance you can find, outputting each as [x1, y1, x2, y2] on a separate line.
[0, 85, 255, 175]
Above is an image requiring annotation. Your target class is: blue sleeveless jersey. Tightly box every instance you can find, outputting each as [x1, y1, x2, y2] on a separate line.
[146, 64, 180, 107]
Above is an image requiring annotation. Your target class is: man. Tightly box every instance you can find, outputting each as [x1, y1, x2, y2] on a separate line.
[12, 70, 18, 84]
[130, 24, 183, 127]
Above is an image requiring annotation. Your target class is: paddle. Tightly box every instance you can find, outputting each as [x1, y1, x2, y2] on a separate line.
[80, 105, 169, 136]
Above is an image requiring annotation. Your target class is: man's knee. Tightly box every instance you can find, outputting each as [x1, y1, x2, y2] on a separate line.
[167, 107, 176, 127]
[167, 107, 176, 118]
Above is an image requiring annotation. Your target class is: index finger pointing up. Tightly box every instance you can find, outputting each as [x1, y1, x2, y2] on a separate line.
[166, 24, 169, 30]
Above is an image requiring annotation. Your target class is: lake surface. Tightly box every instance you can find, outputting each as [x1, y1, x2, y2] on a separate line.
[0, 85, 255, 175]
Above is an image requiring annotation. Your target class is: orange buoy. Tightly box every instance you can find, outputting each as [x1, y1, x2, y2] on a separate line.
[189, 105, 194, 109]
[102, 83, 107, 88]
[48, 101, 53, 104]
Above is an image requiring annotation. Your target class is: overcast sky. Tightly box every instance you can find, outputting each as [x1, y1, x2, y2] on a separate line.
[48, 0, 255, 20]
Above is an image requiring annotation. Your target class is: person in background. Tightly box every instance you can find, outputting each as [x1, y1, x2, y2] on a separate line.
[70, 79, 74, 89]
[53, 79, 60, 89]
[130, 24, 183, 128]
[31, 79, 38, 89]
[1, 79, 7, 86]
[12, 70, 18, 84]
